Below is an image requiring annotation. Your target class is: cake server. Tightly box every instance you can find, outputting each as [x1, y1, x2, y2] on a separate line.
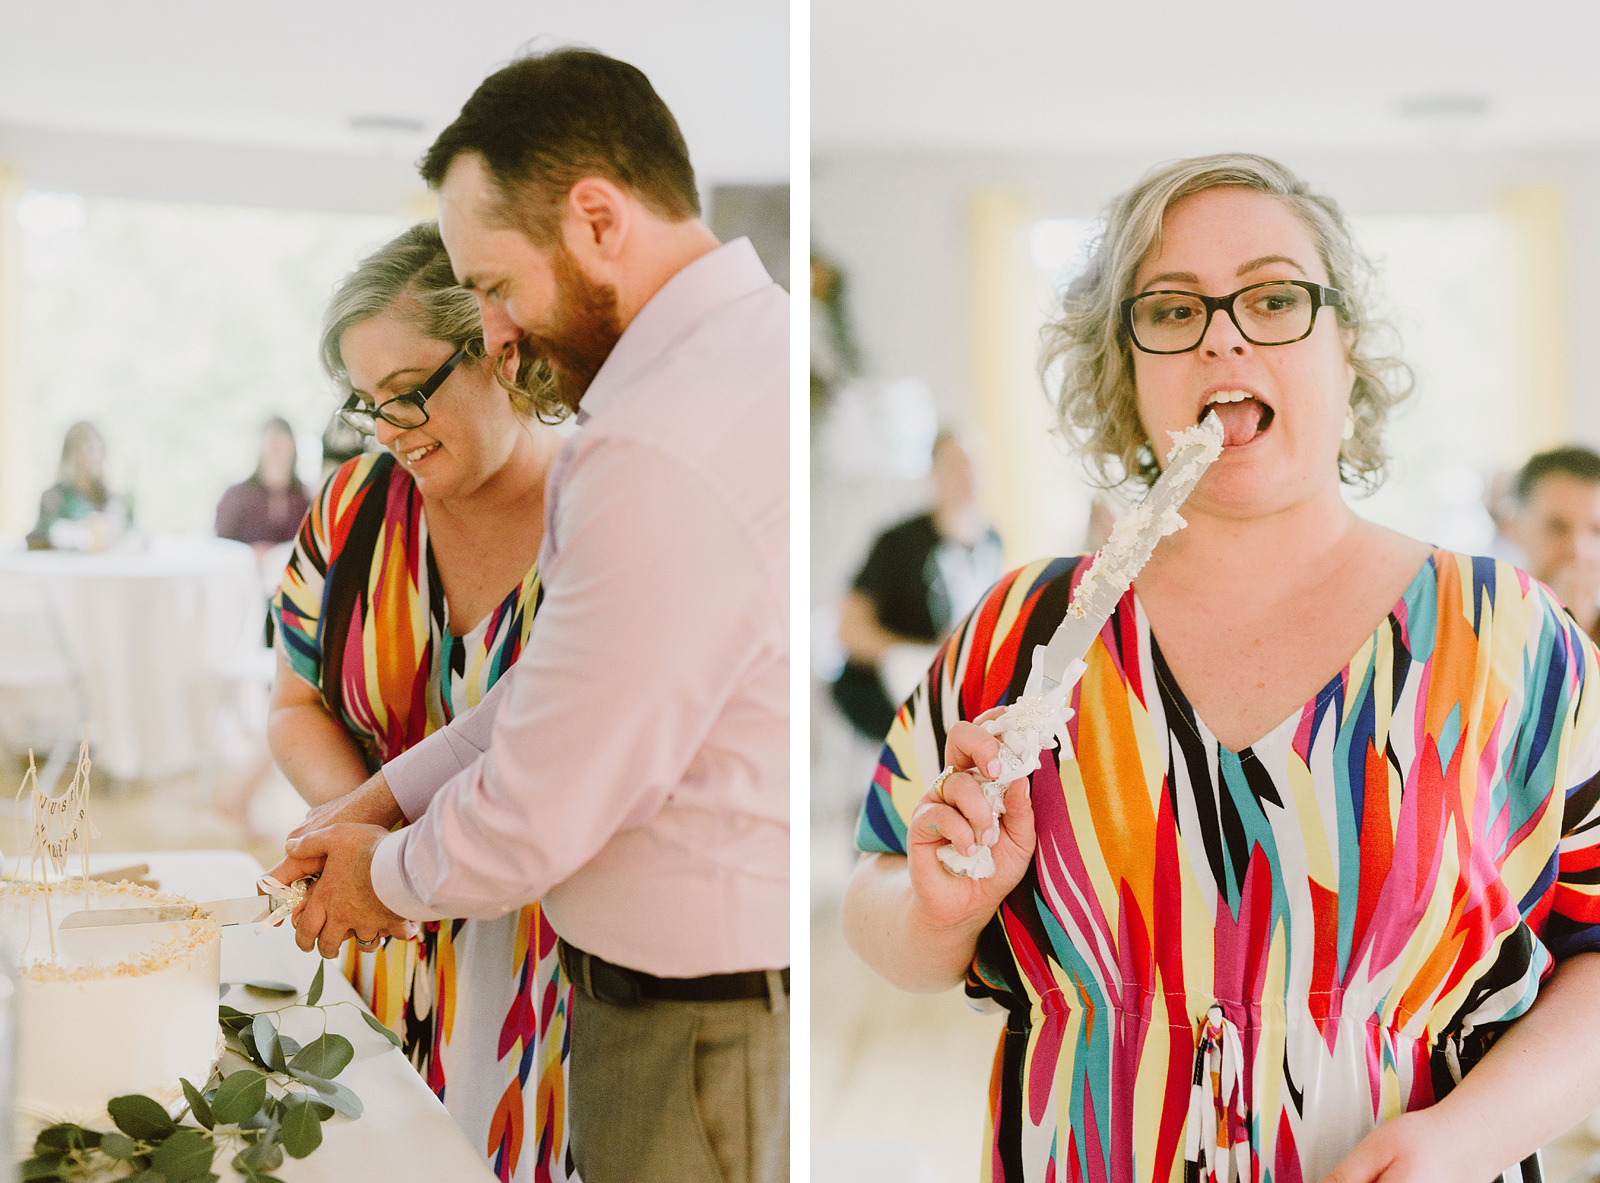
[1038, 411, 1224, 691]
[58, 895, 270, 930]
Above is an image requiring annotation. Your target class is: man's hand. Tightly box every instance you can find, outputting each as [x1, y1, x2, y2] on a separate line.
[266, 774, 407, 893]
[285, 823, 418, 959]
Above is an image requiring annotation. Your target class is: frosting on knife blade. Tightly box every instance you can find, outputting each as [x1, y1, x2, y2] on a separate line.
[1040, 412, 1223, 688]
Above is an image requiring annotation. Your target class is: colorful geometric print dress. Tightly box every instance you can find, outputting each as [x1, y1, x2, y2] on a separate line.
[275, 452, 573, 1183]
[857, 550, 1600, 1183]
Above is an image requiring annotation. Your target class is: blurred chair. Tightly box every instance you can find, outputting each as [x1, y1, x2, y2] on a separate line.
[0, 570, 86, 796]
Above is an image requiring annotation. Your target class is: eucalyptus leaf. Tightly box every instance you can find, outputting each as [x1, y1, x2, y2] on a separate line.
[237, 1027, 272, 1071]
[305, 959, 325, 1007]
[275, 1033, 302, 1059]
[100, 1130, 140, 1160]
[288, 1067, 335, 1094]
[289, 1032, 354, 1079]
[321, 1079, 364, 1119]
[121, 1171, 168, 1183]
[279, 1102, 324, 1158]
[360, 1008, 403, 1047]
[252, 1013, 284, 1072]
[18, 1158, 64, 1180]
[33, 1124, 84, 1155]
[108, 1094, 177, 1141]
[243, 979, 298, 997]
[236, 1134, 285, 1172]
[149, 1128, 217, 1181]
[218, 982, 230, 999]
[181, 1077, 214, 1130]
[210, 1069, 268, 1125]
[217, 1004, 253, 1032]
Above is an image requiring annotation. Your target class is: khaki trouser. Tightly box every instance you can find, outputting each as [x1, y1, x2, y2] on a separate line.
[567, 978, 789, 1183]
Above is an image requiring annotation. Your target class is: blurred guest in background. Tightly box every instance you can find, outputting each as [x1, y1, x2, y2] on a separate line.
[267, 221, 572, 1179]
[1483, 467, 1526, 565]
[832, 429, 1002, 739]
[26, 421, 128, 550]
[1512, 445, 1600, 644]
[318, 409, 369, 481]
[214, 417, 310, 554]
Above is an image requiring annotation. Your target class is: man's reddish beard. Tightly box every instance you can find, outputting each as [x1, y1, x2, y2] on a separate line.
[519, 245, 623, 415]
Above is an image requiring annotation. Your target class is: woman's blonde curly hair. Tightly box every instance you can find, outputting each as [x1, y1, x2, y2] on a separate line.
[1041, 153, 1412, 491]
[320, 221, 567, 425]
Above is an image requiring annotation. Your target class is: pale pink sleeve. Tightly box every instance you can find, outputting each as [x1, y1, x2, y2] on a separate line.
[369, 438, 777, 921]
[381, 678, 509, 821]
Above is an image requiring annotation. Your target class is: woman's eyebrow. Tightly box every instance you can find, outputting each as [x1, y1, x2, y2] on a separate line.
[1236, 254, 1306, 277]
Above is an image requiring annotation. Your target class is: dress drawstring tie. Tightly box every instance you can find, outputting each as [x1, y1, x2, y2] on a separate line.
[1184, 1004, 1252, 1183]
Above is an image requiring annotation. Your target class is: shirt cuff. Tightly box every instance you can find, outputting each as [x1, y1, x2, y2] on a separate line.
[370, 830, 449, 922]
[382, 728, 479, 822]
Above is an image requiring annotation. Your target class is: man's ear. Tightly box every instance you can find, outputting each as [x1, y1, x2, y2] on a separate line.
[563, 178, 630, 262]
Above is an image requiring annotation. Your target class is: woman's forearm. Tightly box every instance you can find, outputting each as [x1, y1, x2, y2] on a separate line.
[842, 852, 988, 993]
[1435, 951, 1600, 1170]
[267, 699, 372, 807]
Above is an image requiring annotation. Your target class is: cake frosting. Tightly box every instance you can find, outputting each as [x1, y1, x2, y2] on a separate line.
[2, 879, 222, 1125]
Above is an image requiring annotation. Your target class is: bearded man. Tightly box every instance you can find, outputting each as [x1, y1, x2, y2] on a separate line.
[274, 48, 789, 1183]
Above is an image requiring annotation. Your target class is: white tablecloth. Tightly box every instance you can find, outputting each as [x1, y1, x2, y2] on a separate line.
[0, 537, 265, 780]
[70, 849, 495, 1182]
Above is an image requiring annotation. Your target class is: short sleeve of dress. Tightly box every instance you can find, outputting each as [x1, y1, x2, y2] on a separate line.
[1538, 588, 1600, 959]
[270, 464, 345, 691]
[854, 557, 1079, 857]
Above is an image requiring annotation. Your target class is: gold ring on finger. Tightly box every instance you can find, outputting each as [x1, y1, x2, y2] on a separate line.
[929, 765, 958, 803]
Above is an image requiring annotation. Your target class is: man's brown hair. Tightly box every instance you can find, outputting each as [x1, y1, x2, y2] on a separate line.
[420, 48, 700, 245]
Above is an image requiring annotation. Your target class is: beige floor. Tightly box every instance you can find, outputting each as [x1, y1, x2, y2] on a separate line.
[812, 892, 1600, 1183]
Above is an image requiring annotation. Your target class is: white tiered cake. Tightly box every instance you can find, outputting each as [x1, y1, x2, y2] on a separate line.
[2, 879, 222, 1124]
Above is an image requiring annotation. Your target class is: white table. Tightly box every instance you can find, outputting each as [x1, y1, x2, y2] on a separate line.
[0, 537, 265, 780]
[71, 849, 495, 1182]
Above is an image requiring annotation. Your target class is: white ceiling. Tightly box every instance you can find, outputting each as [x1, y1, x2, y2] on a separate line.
[0, 0, 788, 184]
[813, 0, 1600, 155]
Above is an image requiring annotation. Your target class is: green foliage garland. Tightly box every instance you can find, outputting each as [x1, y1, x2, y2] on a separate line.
[17, 961, 401, 1182]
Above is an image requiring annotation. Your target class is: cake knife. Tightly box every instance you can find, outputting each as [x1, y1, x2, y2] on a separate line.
[936, 412, 1224, 879]
[57, 896, 271, 929]
[1037, 410, 1224, 692]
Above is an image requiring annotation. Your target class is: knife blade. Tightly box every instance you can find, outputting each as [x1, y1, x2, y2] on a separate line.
[1040, 413, 1223, 690]
[58, 895, 270, 930]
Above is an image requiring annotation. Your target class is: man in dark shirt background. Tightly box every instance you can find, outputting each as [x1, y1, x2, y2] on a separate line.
[1511, 445, 1600, 646]
[832, 430, 1002, 739]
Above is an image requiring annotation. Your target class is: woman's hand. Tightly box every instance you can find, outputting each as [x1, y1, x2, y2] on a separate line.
[905, 709, 1036, 930]
[1318, 1106, 1499, 1183]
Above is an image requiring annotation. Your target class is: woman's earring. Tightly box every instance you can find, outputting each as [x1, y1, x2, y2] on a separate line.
[1342, 409, 1356, 442]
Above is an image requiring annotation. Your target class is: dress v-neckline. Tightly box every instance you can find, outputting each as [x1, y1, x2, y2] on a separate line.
[1126, 549, 1439, 757]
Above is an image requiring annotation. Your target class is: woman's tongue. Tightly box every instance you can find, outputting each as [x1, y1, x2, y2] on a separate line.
[1209, 398, 1266, 447]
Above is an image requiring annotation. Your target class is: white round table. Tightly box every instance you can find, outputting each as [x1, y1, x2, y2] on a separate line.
[0, 536, 266, 781]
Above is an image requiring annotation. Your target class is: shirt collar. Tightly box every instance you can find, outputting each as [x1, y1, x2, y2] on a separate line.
[575, 237, 774, 426]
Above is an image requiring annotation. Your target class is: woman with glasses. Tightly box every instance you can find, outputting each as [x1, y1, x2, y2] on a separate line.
[843, 155, 1600, 1182]
[268, 221, 574, 1182]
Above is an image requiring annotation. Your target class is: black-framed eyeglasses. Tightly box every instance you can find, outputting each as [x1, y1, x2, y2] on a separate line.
[1120, 280, 1344, 355]
[337, 346, 469, 436]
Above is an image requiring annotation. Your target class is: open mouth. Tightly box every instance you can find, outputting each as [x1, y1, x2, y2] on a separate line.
[401, 442, 439, 465]
[1201, 390, 1274, 448]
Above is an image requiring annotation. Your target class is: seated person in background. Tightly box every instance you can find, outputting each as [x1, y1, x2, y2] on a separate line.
[832, 429, 1002, 739]
[26, 421, 128, 550]
[1511, 444, 1600, 644]
[214, 416, 311, 554]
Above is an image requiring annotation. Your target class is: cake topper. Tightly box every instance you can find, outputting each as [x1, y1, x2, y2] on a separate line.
[13, 735, 100, 954]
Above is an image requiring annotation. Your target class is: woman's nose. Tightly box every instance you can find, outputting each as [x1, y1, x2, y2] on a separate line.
[1200, 307, 1249, 357]
[373, 417, 402, 449]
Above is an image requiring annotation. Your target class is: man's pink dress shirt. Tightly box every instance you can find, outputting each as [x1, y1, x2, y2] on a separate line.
[369, 238, 788, 977]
